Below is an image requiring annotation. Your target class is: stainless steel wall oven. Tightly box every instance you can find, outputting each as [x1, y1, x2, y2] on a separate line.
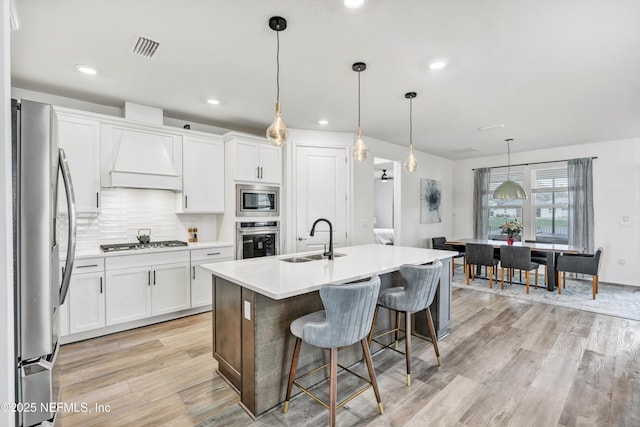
[236, 221, 279, 259]
[236, 184, 279, 217]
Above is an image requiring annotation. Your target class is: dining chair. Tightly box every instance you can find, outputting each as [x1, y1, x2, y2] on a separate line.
[432, 237, 465, 277]
[524, 240, 549, 286]
[465, 243, 499, 288]
[556, 247, 604, 299]
[500, 246, 539, 293]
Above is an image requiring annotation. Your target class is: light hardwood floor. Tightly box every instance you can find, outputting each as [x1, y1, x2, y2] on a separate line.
[58, 287, 640, 426]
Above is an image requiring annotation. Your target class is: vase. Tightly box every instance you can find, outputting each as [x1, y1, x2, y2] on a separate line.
[506, 236, 514, 245]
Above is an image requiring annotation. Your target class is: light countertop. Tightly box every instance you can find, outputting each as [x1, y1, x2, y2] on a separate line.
[199, 244, 456, 300]
[69, 241, 234, 260]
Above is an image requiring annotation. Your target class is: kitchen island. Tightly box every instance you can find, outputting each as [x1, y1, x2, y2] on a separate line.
[199, 244, 455, 418]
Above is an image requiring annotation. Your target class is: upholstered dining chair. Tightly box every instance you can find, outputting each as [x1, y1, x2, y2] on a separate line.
[556, 247, 604, 299]
[465, 243, 499, 288]
[368, 261, 442, 386]
[432, 237, 465, 277]
[524, 240, 549, 286]
[284, 277, 383, 427]
[500, 246, 539, 293]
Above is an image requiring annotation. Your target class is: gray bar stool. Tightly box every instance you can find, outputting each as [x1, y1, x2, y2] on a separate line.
[368, 261, 442, 386]
[283, 277, 383, 427]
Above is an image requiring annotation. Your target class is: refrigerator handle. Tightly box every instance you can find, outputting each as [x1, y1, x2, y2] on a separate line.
[58, 148, 77, 305]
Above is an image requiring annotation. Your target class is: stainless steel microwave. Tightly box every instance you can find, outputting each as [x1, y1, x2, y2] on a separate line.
[236, 184, 279, 217]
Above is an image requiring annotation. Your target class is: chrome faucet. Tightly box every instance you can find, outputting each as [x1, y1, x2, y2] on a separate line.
[310, 218, 333, 260]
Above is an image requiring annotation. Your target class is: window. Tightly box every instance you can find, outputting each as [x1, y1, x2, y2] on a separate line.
[531, 167, 568, 243]
[486, 163, 569, 243]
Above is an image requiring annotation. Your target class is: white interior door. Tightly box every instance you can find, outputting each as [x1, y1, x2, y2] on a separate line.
[295, 146, 348, 252]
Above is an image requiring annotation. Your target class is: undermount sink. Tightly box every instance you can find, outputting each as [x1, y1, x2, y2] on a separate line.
[305, 253, 346, 260]
[280, 253, 346, 263]
[280, 257, 314, 263]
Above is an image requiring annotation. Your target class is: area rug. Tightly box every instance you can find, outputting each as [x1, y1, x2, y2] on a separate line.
[451, 268, 640, 321]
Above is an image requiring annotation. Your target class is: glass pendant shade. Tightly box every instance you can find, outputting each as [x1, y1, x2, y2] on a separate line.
[404, 147, 418, 172]
[266, 101, 289, 147]
[352, 127, 369, 161]
[493, 180, 527, 199]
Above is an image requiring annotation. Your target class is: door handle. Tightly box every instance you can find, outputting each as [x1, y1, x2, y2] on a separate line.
[58, 148, 77, 306]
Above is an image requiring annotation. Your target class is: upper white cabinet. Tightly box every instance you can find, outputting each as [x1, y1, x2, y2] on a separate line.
[227, 134, 281, 184]
[54, 111, 101, 213]
[101, 124, 182, 190]
[182, 135, 224, 213]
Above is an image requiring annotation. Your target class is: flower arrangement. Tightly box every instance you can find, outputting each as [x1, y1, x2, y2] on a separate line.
[499, 220, 523, 238]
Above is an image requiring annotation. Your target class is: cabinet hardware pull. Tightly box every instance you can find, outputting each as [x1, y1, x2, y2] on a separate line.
[207, 252, 221, 256]
[96, 192, 99, 208]
[298, 237, 307, 241]
[260, 166, 263, 179]
[76, 264, 98, 269]
[192, 266, 195, 279]
[148, 271, 151, 286]
[185, 195, 188, 209]
[153, 270, 156, 285]
[100, 277, 103, 294]
[256, 166, 260, 179]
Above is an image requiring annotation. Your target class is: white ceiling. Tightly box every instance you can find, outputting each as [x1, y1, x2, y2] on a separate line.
[10, 0, 640, 160]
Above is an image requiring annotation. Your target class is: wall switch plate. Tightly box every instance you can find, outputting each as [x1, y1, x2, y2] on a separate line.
[244, 300, 251, 321]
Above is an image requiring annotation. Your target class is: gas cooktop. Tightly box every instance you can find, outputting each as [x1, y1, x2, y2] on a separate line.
[100, 240, 189, 252]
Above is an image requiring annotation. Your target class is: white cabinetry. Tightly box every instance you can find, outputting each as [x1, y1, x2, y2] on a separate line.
[105, 252, 190, 326]
[227, 134, 281, 184]
[68, 258, 105, 334]
[190, 246, 234, 307]
[182, 135, 224, 212]
[54, 111, 101, 213]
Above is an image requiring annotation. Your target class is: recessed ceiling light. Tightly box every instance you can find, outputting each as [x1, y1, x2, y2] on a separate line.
[344, 0, 366, 9]
[76, 65, 97, 75]
[318, 119, 329, 125]
[206, 99, 220, 105]
[429, 59, 448, 70]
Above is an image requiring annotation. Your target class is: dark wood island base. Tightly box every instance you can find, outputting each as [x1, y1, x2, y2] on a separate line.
[211, 258, 452, 418]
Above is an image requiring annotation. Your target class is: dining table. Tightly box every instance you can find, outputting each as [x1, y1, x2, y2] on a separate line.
[444, 238, 582, 291]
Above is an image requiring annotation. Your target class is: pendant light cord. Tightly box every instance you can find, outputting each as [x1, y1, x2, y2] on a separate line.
[506, 139, 512, 180]
[276, 30, 280, 103]
[409, 97, 413, 150]
[357, 71, 361, 128]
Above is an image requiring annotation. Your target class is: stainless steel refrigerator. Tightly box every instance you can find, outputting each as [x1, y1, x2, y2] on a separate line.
[12, 99, 76, 427]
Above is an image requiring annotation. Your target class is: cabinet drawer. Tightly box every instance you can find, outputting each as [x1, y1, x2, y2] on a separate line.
[191, 246, 234, 262]
[106, 251, 190, 270]
[71, 257, 104, 273]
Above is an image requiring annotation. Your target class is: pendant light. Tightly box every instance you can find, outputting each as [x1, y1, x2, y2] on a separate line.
[352, 62, 368, 161]
[493, 138, 528, 200]
[404, 92, 418, 172]
[266, 16, 289, 147]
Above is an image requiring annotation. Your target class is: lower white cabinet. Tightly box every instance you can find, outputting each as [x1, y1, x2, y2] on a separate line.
[106, 252, 190, 326]
[190, 246, 234, 307]
[60, 257, 105, 336]
[69, 272, 106, 334]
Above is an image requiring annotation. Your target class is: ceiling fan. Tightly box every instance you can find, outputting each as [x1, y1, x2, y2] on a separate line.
[380, 169, 394, 182]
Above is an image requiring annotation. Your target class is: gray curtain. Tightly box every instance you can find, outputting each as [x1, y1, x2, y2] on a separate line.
[473, 168, 490, 239]
[568, 158, 594, 253]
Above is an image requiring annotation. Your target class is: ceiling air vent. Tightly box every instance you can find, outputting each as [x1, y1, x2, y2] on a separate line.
[130, 35, 160, 59]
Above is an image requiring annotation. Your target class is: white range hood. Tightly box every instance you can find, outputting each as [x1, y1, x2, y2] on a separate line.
[101, 124, 183, 191]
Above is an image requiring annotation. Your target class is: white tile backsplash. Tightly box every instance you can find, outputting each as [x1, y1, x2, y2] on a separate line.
[58, 188, 219, 252]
